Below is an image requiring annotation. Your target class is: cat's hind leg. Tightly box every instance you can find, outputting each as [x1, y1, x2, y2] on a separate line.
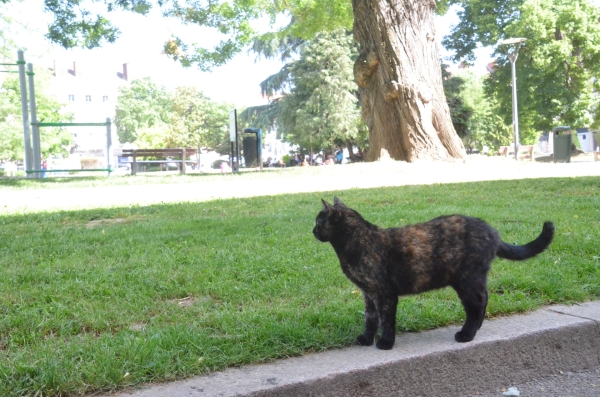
[454, 278, 488, 343]
[356, 293, 378, 346]
[478, 290, 488, 330]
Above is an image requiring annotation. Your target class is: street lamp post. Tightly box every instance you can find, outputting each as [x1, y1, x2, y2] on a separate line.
[500, 38, 527, 161]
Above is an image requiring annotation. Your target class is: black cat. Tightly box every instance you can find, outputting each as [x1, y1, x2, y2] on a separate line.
[313, 197, 554, 350]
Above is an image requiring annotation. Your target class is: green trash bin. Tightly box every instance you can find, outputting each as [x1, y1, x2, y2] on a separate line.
[553, 126, 572, 163]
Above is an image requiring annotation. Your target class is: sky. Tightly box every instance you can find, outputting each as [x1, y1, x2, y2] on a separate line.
[2, 1, 494, 108]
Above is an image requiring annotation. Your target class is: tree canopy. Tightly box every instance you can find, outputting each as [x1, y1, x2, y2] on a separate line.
[167, 86, 231, 154]
[445, 0, 600, 135]
[114, 77, 231, 153]
[0, 3, 17, 60]
[25, 0, 354, 71]
[442, 67, 473, 140]
[0, 68, 73, 160]
[113, 77, 171, 144]
[443, 68, 513, 152]
[13, 0, 453, 70]
[240, 29, 366, 155]
[276, 30, 363, 152]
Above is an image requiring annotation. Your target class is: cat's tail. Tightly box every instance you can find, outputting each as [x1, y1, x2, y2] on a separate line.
[496, 221, 555, 261]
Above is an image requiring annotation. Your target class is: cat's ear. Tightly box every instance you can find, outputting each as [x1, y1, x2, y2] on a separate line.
[333, 197, 345, 207]
[321, 199, 334, 211]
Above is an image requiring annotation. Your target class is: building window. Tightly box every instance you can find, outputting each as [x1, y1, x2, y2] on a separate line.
[582, 135, 586, 140]
[103, 96, 108, 102]
[85, 95, 92, 102]
[68, 94, 75, 101]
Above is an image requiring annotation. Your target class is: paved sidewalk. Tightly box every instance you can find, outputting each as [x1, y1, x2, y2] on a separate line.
[2, 156, 600, 214]
[106, 301, 600, 397]
[470, 367, 600, 396]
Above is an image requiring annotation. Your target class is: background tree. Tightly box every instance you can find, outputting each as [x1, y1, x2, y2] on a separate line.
[240, 30, 367, 159]
[442, 68, 513, 153]
[442, 66, 473, 140]
[445, 0, 600, 140]
[0, 69, 73, 160]
[460, 71, 512, 152]
[238, 101, 281, 136]
[277, 30, 363, 157]
[0, 3, 18, 60]
[167, 86, 231, 164]
[20, 0, 465, 162]
[1, 3, 73, 160]
[114, 77, 171, 145]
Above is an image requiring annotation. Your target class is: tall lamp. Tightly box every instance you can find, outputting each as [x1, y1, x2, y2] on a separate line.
[500, 37, 527, 161]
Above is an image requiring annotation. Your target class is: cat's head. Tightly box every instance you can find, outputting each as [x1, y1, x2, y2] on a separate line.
[313, 196, 350, 242]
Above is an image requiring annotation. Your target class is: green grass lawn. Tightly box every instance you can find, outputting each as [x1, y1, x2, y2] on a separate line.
[0, 177, 599, 396]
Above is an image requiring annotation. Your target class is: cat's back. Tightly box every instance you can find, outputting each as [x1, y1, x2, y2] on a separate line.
[383, 214, 500, 250]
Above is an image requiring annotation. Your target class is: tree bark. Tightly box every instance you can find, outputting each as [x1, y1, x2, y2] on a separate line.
[352, 0, 467, 162]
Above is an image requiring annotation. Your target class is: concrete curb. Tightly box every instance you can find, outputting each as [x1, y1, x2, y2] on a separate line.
[108, 301, 600, 397]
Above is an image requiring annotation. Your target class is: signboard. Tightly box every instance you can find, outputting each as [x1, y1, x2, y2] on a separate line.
[229, 109, 237, 142]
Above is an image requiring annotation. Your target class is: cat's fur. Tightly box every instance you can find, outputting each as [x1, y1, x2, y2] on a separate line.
[313, 197, 554, 350]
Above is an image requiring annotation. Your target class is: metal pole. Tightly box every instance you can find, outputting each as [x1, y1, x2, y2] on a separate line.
[234, 111, 239, 172]
[509, 54, 520, 160]
[17, 51, 33, 177]
[132, 149, 137, 176]
[180, 148, 186, 175]
[106, 117, 112, 175]
[27, 63, 42, 177]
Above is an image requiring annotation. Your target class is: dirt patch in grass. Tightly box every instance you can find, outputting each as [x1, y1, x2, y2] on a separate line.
[85, 216, 144, 228]
[168, 296, 198, 308]
[86, 218, 127, 228]
[128, 322, 146, 331]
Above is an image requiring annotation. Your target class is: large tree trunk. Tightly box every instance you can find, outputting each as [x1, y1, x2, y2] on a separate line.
[352, 0, 467, 162]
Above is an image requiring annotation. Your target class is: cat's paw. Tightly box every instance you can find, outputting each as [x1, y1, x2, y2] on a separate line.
[375, 338, 395, 350]
[356, 334, 374, 346]
[454, 330, 475, 343]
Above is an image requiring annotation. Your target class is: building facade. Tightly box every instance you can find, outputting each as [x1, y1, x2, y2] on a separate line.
[50, 60, 130, 153]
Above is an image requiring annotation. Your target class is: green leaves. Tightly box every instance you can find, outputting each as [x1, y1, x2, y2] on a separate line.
[168, 86, 231, 153]
[277, 30, 361, 151]
[114, 77, 172, 145]
[445, 0, 600, 135]
[443, 69, 514, 151]
[239, 29, 363, 154]
[114, 78, 231, 153]
[30, 0, 354, 71]
[443, 71, 474, 139]
[0, 66, 73, 160]
[45, 0, 121, 48]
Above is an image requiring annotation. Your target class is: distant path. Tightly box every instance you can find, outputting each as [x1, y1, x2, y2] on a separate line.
[1, 156, 599, 214]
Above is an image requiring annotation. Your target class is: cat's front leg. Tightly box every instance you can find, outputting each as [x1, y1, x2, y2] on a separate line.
[356, 292, 378, 346]
[375, 295, 398, 350]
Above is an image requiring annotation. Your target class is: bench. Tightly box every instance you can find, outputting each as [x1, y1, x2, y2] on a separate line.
[120, 148, 197, 175]
[518, 145, 535, 161]
[496, 145, 534, 161]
